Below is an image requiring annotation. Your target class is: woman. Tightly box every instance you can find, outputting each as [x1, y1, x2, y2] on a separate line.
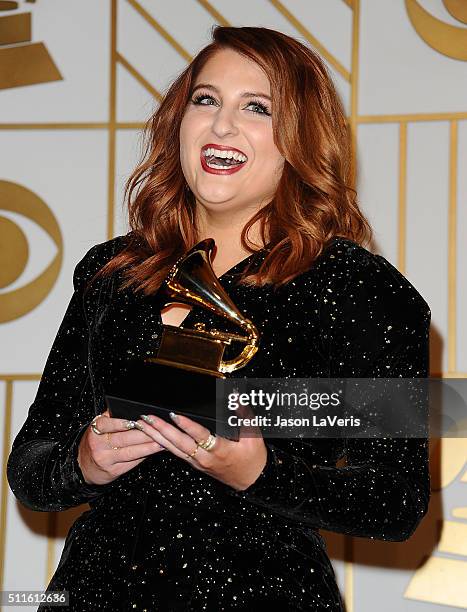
[7, 26, 431, 611]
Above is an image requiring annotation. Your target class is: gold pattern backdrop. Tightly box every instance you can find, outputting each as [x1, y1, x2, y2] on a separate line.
[1, 1, 466, 610]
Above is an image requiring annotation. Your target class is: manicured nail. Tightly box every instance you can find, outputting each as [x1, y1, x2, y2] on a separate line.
[140, 414, 155, 425]
[169, 412, 178, 421]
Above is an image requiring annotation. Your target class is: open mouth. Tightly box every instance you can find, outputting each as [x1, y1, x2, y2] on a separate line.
[201, 146, 248, 170]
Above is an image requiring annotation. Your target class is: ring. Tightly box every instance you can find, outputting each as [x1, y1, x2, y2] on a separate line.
[106, 432, 119, 451]
[125, 420, 136, 430]
[197, 433, 217, 452]
[187, 445, 199, 459]
[90, 415, 103, 435]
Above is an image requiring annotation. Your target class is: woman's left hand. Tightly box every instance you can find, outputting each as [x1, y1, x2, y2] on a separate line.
[136, 410, 267, 491]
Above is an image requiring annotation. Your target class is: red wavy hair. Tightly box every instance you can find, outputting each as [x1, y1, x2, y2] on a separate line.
[93, 25, 372, 294]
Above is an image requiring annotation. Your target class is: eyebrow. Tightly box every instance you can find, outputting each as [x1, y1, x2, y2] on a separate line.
[191, 83, 271, 101]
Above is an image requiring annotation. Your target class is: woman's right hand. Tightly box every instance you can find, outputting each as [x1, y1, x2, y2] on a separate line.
[77, 410, 166, 486]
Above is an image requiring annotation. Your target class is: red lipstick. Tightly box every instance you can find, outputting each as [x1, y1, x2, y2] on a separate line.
[200, 152, 246, 175]
[200, 144, 248, 175]
[201, 143, 247, 157]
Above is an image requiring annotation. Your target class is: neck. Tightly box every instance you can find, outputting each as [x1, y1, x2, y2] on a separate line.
[194, 202, 267, 256]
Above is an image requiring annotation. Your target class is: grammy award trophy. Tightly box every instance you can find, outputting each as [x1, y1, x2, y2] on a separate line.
[105, 239, 260, 440]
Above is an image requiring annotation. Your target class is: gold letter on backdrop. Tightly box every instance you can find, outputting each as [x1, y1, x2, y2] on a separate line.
[0, 2, 62, 90]
[0, 181, 63, 322]
[406, 0, 467, 61]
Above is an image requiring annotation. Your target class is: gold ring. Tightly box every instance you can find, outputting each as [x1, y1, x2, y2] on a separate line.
[106, 432, 119, 451]
[197, 433, 217, 452]
[187, 445, 199, 459]
[90, 415, 103, 435]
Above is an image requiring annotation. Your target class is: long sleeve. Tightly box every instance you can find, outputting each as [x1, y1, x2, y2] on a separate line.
[227, 248, 431, 542]
[6, 246, 117, 512]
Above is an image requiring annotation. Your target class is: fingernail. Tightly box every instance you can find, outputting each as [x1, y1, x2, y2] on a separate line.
[169, 412, 178, 420]
[140, 414, 155, 425]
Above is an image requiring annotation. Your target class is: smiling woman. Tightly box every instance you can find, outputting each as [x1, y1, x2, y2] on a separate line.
[180, 49, 282, 195]
[6, 25, 430, 612]
[85, 24, 371, 295]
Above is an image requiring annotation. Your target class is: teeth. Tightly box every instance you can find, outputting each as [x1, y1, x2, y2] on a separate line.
[203, 147, 247, 162]
[206, 160, 239, 170]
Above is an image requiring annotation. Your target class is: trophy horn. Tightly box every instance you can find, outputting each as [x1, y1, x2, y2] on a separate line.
[146, 238, 260, 377]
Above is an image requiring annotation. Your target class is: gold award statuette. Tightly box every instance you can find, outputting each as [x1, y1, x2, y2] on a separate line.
[105, 239, 261, 439]
[147, 238, 260, 377]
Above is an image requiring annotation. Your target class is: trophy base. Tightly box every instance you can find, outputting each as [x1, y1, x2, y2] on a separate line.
[104, 360, 239, 441]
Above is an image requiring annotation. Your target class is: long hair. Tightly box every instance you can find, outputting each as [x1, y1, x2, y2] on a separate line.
[93, 25, 372, 294]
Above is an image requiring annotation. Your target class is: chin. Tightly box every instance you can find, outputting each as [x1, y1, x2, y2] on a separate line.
[198, 198, 237, 209]
[194, 188, 239, 206]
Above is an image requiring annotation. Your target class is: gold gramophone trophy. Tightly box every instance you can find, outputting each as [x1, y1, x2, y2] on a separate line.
[105, 239, 260, 439]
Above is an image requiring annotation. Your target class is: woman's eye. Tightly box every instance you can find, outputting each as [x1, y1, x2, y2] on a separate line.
[191, 93, 271, 116]
[192, 94, 215, 106]
[246, 101, 271, 116]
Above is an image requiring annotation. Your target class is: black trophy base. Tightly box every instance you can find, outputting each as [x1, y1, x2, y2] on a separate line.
[104, 360, 239, 441]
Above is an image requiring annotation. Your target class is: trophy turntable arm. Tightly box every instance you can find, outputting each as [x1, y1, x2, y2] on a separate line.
[226, 253, 431, 542]
[6, 247, 117, 512]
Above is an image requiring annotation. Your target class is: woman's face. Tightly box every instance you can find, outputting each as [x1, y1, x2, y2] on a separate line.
[180, 48, 285, 216]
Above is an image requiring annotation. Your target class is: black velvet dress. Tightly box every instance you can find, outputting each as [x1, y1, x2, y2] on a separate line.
[6, 234, 431, 611]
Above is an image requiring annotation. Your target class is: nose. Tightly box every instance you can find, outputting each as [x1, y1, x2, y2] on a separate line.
[210, 105, 239, 138]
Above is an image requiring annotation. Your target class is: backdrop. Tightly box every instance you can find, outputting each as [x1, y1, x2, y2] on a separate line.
[1, 1, 466, 610]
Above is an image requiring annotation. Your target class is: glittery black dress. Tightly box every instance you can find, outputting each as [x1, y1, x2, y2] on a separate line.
[6, 234, 431, 611]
